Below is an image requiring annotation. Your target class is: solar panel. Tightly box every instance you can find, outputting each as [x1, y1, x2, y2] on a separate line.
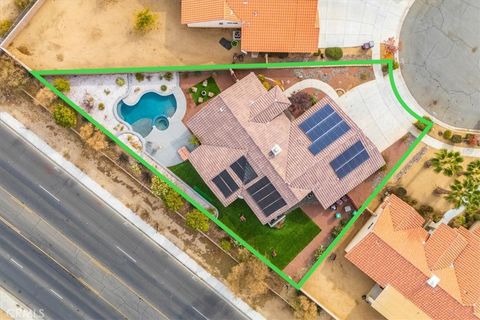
[308, 121, 351, 155]
[330, 141, 370, 179]
[299, 104, 334, 133]
[299, 103, 351, 155]
[247, 177, 287, 216]
[212, 170, 239, 198]
[230, 156, 257, 184]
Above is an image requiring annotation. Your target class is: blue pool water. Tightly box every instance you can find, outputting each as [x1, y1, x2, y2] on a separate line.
[118, 92, 177, 137]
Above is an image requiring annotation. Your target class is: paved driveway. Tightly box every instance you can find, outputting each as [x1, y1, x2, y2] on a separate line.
[399, 0, 480, 129]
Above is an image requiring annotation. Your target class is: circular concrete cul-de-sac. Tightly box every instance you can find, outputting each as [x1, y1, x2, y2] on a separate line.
[400, 0, 480, 129]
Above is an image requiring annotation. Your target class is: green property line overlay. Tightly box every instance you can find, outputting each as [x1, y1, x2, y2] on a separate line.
[30, 59, 432, 290]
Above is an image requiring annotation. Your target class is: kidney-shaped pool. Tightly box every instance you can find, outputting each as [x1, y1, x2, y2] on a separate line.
[117, 92, 177, 137]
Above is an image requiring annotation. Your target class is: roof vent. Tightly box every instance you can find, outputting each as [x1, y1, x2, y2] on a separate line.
[427, 275, 440, 288]
[271, 144, 282, 157]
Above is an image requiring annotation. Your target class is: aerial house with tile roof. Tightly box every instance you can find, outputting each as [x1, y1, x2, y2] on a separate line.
[181, 0, 320, 54]
[345, 195, 480, 320]
[186, 73, 385, 225]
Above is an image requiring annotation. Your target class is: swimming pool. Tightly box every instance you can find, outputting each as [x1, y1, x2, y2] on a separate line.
[118, 92, 177, 137]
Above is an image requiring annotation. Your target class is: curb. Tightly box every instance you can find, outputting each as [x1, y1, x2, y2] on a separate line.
[0, 112, 264, 320]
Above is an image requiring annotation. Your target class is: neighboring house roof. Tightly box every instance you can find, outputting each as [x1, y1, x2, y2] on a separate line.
[181, 0, 320, 53]
[346, 195, 480, 320]
[187, 73, 384, 224]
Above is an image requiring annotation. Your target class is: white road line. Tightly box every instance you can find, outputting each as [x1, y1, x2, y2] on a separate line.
[192, 306, 209, 320]
[49, 289, 64, 300]
[116, 246, 137, 263]
[38, 185, 60, 202]
[9, 258, 23, 269]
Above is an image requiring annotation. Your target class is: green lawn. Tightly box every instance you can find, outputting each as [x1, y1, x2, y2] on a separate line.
[189, 77, 221, 105]
[169, 161, 321, 269]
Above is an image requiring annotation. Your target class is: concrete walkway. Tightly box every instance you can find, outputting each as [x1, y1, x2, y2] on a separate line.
[284, 79, 339, 99]
[0, 112, 263, 320]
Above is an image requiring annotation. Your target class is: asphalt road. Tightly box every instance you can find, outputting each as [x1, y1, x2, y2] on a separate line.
[0, 218, 124, 320]
[0, 121, 248, 320]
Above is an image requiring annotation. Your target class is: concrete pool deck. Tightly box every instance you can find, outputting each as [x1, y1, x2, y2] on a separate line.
[64, 72, 192, 167]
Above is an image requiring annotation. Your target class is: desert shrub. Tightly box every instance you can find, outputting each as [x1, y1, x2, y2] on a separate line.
[141, 170, 152, 184]
[98, 103, 105, 110]
[313, 49, 321, 56]
[443, 130, 452, 140]
[381, 64, 388, 73]
[189, 135, 200, 146]
[0, 19, 12, 37]
[134, 8, 158, 33]
[220, 238, 232, 251]
[359, 72, 368, 80]
[227, 253, 268, 300]
[164, 72, 173, 81]
[53, 77, 70, 93]
[450, 134, 462, 144]
[289, 91, 313, 112]
[450, 215, 467, 228]
[34, 87, 57, 107]
[393, 186, 407, 198]
[325, 47, 343, 60]
[414, 116, 432, 131]
[15, 0, 31, 10]
[0, 54, 29, 98]
[115, 77, 125, 86]
[293, 295, 318, 320]
[418, 204, 434, 217]
[160, 85, 167, 92]
[393, 60, 399, 70]
[261, 80, 271, 90]
[151, 176, 184, 211]
[53, 104, 77, 128]
[185, 209, 209, 232]
[16, 45, 31, 55]
[135, 73, 145, 82]
[313, 245, 326, 260]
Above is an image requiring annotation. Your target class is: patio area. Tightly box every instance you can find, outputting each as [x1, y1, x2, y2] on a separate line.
[61, 72, 193, 166]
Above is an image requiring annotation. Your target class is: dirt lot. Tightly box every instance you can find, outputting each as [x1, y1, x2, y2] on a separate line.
[302, 213, 384, 320]
[7, 0, 241, 69]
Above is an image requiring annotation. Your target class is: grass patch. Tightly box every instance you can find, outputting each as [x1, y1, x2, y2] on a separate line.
[169, 161, 321, 269]
[189, 77, 221, 105]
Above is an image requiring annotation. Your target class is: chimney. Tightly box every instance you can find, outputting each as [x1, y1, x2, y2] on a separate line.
[271, 144, 282, 157]
[427, 275, 440, 288]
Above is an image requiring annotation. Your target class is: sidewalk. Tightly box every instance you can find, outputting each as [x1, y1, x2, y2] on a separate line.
[0, 112, 264, 320]
[0, 286, 37, 320]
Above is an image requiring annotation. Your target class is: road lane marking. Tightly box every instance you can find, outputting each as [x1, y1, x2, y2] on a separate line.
[9, 258, 23, 269]
[49, 289, 64, 300]
[38, 185, 60, 202]
[192, 306, 209, 320]
[116, 246, 137, 263]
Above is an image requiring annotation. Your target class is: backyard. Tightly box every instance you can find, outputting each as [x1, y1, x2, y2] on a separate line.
[169, 161, 321, 269]
[7, 0, 241, 69]
[189, 77, 220, 105]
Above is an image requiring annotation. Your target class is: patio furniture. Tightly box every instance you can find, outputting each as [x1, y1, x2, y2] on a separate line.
[233, 30, 241, 41]
[177, 146, 190, 161]
[330, 204, 337, 211]
[362, 41, 375, 50]
[191, 87, 198, 93]
[344, 205, 352, 213]
[208, 92, 215, 97]
[198, 97, 203, 103]
[219, 37, 232, 50]
[335, 212, 342, 219]
[202, 80, 208, 87]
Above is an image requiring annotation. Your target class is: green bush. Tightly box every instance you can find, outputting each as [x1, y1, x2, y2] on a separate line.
[325, 47, 343, 60]
[0, 19, 12, 37]
[186, 209, 209, 232]
[450, 134, 462, 144]
[393, 186, 407, 198]
[443, 130, 452, 140]
[134, 8, 157, 33]
[381, 64, 388, 73]
[164, 72, 173, 81]
[135, 73, 145, 82]
[53, 104, 77, 128]
[53, 77, 70, 93]
[15, 0, 31, 10]
[393, 60, 399, 70]
[220, 238, 232, 251]
[98, 103, 105, 110]
[151, 176, 184, 211]
[115, 77, 125, 86]
[413, 116, 432, 132]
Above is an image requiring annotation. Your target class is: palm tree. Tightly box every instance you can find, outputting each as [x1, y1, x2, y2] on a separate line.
[445, 177, 480, 213]
[431, 149, 464, 177]
[465, 160, 480, 181]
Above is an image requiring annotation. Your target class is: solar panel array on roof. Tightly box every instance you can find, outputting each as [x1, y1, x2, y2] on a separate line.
[212, 170, 239, 198]
[230, 156, 257, 184]
[330, 140, 370, 179]
[247, 176, 287, 216]
[299, 104, 351, 155]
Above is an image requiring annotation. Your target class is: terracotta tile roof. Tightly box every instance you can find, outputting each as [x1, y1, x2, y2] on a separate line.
[346, 195, 480, 320]
[187, 73, 384, 224]
[181, 0, 239, 24]
[181, 0, 320, 53]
